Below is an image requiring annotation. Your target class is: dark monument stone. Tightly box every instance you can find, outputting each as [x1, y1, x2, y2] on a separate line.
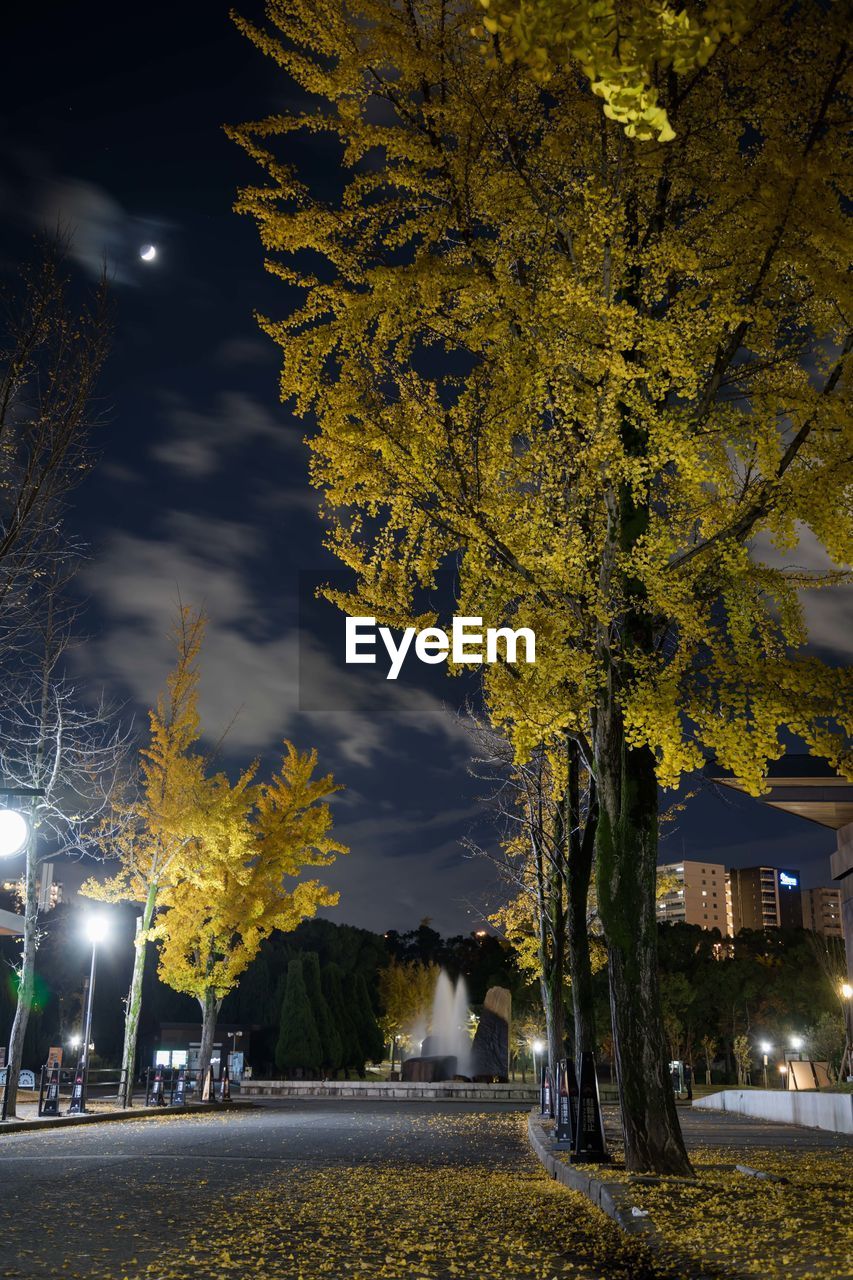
[471, 986, 511, 1082]
[401, 1054, 457, 1082]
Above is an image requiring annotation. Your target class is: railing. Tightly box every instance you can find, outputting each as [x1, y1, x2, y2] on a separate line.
[36, 1065, 131, 1116]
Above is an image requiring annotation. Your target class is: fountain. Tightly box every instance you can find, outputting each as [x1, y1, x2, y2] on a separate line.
[402, 969, 472, 1082]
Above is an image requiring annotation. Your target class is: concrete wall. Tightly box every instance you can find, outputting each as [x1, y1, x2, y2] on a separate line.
[693, 1088, 853, 1134]
[241, 1079, 538, 1102]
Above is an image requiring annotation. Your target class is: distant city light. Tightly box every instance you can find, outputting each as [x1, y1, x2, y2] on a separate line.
[0, 809, 30, 858]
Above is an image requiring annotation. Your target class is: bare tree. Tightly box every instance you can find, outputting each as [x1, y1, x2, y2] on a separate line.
[463, 718, 599, 1072]
[0, 577, 130, 1116]
[0, 241, 110, 658]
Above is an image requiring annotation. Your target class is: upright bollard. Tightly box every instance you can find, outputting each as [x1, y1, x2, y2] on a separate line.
[68, 1062, 87, 1114]
[150, 1066, 166, 1106]
[40, 1064, 61, 1117]
[1, 1064, 14, 1122]
[573, 1050, 609, 1163]
[173, 1065, 187, 1106]
[539, 1063, 548, 1116]
[554, 1059, 576, 1148]
[201, 1064, 216, 1103]
[218, 1064, 231, 1103]
[541, 1064, 552, 1119]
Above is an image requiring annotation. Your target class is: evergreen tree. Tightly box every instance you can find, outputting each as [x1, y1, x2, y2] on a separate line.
[322, 962, 359, 1077]
[347, 972, 384, 1075]
[276, 956, 321, 1076]
[303, 951, 341, 1073]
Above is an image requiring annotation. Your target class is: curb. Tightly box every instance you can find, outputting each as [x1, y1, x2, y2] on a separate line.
[0, 1100, 247, 1136]
[526, 1110, 661, 1243]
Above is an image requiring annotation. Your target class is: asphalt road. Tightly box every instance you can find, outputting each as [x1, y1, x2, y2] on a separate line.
[0, 1100, 653, 1280]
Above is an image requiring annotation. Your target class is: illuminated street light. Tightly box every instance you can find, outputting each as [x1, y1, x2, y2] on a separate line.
[530, 1039, 544, 1084]
[72, 913, 112, 1113]
[790, 1034, 804, 1053]
[841, 983, 853, 1081]
[0, 808, 30, 858]
[759, 1041, 773, 1089]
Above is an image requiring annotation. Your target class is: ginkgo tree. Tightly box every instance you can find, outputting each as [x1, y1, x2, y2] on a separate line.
[84, 608, 346, 1094]
[231, 0, 851, 1172]
[82, 609, 209, 1103]
[153, 742, 346, 1087]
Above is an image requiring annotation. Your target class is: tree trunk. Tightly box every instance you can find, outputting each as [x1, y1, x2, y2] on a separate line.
[196, 987, 222, 1088]
[566, 741, 597, 1057]
[120, 883, 158, 1106]
[595, 726, 692, 1174]
[540, 968, 565, 1074]
[5, 826, 39, 1117]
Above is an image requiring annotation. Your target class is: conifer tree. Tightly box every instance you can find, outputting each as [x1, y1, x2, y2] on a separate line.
[303, 950, 342, 1073]
[276, 955, 322, 1075]
[322, 962, 358, 1077]
[347, 972, 384, 1075]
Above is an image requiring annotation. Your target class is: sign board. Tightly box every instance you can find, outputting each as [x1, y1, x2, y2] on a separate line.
[47, 1046, 63, 1068]
[779, 871, 799, 888]
[0, 1068, 35, 1089]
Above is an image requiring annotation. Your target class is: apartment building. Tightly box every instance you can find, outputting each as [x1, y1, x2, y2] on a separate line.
[656, 860, 732, 933]
[729, 865, 803, 932]
[801, 885, 843, 939]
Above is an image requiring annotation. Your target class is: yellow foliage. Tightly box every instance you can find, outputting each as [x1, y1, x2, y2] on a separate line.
[230, 0, 852, 797]
[83, 608, 346, 1007]
[474, 1, 752, 142]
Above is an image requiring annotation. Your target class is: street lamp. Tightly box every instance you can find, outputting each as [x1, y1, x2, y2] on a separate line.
[531, 1038, 544, 1085]
[789, 1034, 804, 1059]
[0, 808, 30, 859]
[840, 983, 853, 1081]
[74, 913, 110, 1112]
[759, 1041, 772, 1089]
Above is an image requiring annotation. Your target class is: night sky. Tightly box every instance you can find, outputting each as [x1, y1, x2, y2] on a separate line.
[1, 2, 848, 935]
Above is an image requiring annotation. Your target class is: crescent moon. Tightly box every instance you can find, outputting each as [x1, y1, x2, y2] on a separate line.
[139, 245, 157, 262]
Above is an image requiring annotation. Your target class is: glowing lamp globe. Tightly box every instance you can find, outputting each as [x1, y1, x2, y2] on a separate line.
[0, 808, 30, 858]
[84, 914, 110, 945]
[841, 983, 853, 1001]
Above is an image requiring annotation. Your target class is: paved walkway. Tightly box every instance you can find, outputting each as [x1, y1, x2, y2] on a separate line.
[679, 1102, 852, 1151]
[0, 1099, 659, 1280]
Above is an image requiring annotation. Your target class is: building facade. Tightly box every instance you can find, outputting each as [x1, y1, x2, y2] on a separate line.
[729, 865, 803, 932]
[656, 860, 732, 933]
[801, 885, 844, 939]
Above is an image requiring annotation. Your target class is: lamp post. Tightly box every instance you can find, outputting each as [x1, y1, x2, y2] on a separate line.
[840, 983, 853, 1081]
[531, 1039, 543, 1088]
[76, 914, 110, 1111]
[759, 1041, 772, 1090]
[789, 1034, 804, 1060]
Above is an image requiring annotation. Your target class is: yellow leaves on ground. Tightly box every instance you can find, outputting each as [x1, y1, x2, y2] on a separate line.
[123, 1112, 653, 1280]
[561, 1135, 853, 1278]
